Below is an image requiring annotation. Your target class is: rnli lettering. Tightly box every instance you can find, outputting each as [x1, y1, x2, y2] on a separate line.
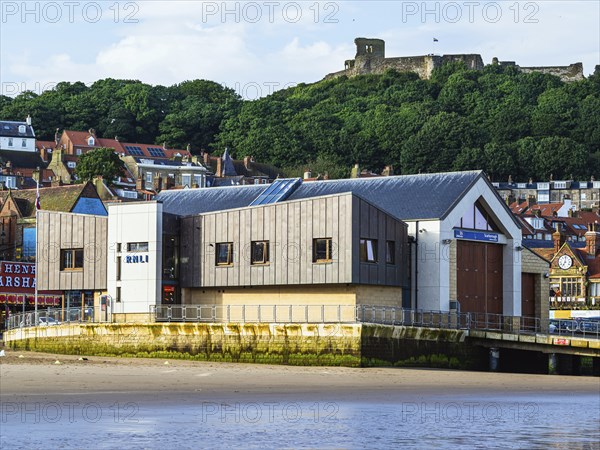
[125, 254, 149, 264]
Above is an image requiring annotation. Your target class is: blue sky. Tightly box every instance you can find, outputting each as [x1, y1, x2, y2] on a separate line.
[1, 1, 599, 98]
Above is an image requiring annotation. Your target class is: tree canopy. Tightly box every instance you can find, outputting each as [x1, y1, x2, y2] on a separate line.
[2, 64, 599, 181]
[74, 147, 125, 184]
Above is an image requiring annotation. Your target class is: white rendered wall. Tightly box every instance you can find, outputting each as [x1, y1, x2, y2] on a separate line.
[107, 202, 162, 314]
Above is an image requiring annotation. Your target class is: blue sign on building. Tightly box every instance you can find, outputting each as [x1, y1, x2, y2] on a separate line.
[454, 229, 499, 243]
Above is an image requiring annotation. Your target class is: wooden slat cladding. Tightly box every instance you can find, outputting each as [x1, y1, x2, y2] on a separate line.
[456, 240, 503, 315]
[37, 211, 108, 291]
[180, 193, 408, 289]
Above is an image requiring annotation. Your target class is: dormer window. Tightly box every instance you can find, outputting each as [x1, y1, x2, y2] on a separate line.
[87, 136, 95, 146]
[18, 125, 26, 134]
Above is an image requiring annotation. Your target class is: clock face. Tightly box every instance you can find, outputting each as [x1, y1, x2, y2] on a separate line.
[558, 255, 573, 270]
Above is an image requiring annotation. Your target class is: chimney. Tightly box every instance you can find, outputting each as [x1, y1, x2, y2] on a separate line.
[5, 161, 13, 175]
[203, 152, 210, 165]
[88, 128, 95, 136]
[323, 172, 329, 180]
[136, 174, 143, 191]
[26, 115, 32, 126]
[527, 196, 536, 207]
[508, 174, 513, 184]
[382, 165, 393, 176]
[350, 163, 360, 178]
[153, 175, 163, 192]
[585, 222, 600, 256]
[507, 194, 516, 205]
[51, 176, 63, 187]
[216, 158, 223, 177]
[244, 156, 252, 170]
[303, 170, 312, 180]
[553, 224, 566, 254]
[186, 143, 191, 153]
[115, 136, 119, 141]
[163, 142, 167, 150]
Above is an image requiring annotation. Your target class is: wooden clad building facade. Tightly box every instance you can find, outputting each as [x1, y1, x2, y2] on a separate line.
[179, 193, 409, 307]
[37, 211, 107, 291]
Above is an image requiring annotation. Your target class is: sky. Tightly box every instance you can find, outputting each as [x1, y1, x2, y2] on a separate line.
[1, 1, 599, 99]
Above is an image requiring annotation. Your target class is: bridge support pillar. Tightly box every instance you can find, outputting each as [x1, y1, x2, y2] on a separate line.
[548, 353, 557, 375]
[489, 347, 500, 372]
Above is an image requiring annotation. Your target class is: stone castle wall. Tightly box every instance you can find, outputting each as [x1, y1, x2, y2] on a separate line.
[325, 38, 584, 82]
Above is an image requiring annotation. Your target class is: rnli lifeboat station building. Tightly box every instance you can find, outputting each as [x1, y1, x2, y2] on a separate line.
[94, 170, 546, 321]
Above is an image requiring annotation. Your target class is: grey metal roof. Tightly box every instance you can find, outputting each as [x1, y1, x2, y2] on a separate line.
[157, 184, 268, 216]
[157, 170, 485, 221]
[287, 170, 484, 221]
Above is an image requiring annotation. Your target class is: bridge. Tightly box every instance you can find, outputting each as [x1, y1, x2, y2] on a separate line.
[3, 305, 599, 374]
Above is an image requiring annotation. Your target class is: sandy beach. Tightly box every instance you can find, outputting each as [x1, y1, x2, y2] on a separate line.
[1, 350, 599, 449]
[1, 350, 598, 403]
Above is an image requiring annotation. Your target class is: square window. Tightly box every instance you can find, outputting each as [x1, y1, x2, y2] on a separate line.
[360, 239, 378, 263]
[60, 249, 84, 270]
[251, 241, 269, 265]
[386, 241, 395, 265]
[216, 242, 233, 266]
[313, 238, 333, 263]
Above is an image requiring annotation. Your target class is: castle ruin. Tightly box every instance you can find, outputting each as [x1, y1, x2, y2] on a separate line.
[325, 38, 585, 82]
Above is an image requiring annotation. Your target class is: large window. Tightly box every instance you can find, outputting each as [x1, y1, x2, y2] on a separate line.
[360, 238, 378, 263]
[251, 241, 269, 265]
[181, 174, 191, 187]
[456, 201, 498, 231]
[313, 238, 333, 263]
[216, 242, 233, 266]
[559, 277, 582, 297]
[60, 249, 84, 270]
[22, 227, 36, 261]
[127, 242, 148, 252]
[386, 240, 395, 265]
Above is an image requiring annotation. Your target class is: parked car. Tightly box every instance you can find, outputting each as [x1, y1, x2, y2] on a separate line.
[38, 317, 61, 326]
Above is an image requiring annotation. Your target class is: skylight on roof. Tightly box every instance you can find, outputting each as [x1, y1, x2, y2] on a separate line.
[249, 178, 302, 206]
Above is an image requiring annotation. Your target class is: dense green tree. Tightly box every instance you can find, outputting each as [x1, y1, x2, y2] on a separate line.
[74, 148, 126, 184]
[1, 62, 598, 181]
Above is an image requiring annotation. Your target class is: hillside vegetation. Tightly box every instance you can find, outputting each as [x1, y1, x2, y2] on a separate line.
[2, 63, 599, 180]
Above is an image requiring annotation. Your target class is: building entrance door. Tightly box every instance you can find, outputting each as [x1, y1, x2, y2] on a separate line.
[457, 241, 503, 321]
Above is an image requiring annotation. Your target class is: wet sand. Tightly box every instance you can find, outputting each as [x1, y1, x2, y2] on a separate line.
[1, 350, 598, 404]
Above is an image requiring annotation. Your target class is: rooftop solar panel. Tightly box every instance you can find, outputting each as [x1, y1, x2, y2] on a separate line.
[125, 145, 144, 156]
[249, 178, 302, 206]
[147, 147, 166, 157]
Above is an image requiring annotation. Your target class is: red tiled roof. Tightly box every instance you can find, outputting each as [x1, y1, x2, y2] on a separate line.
[509, 201, 529, 214]
[530, 202, 564, 216]
[63, 130, 125, 153]
[35, 140, 55, 150]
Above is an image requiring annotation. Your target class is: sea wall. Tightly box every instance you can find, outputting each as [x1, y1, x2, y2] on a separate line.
[3, 322, 479, 368]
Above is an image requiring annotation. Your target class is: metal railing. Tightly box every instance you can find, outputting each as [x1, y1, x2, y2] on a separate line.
[4, 306, 111, 331]
[150, 304, 600, 339]
[6, 304, 599, 341]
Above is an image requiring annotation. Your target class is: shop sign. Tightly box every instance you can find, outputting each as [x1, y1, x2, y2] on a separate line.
[454, 229, 499, 243]
[0, 262, 36, 292]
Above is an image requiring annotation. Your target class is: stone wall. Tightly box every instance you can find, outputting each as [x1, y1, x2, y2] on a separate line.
[4, 322, 480, 368]
[521, 248, 550, 322]
[519, 63, 584, 82]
